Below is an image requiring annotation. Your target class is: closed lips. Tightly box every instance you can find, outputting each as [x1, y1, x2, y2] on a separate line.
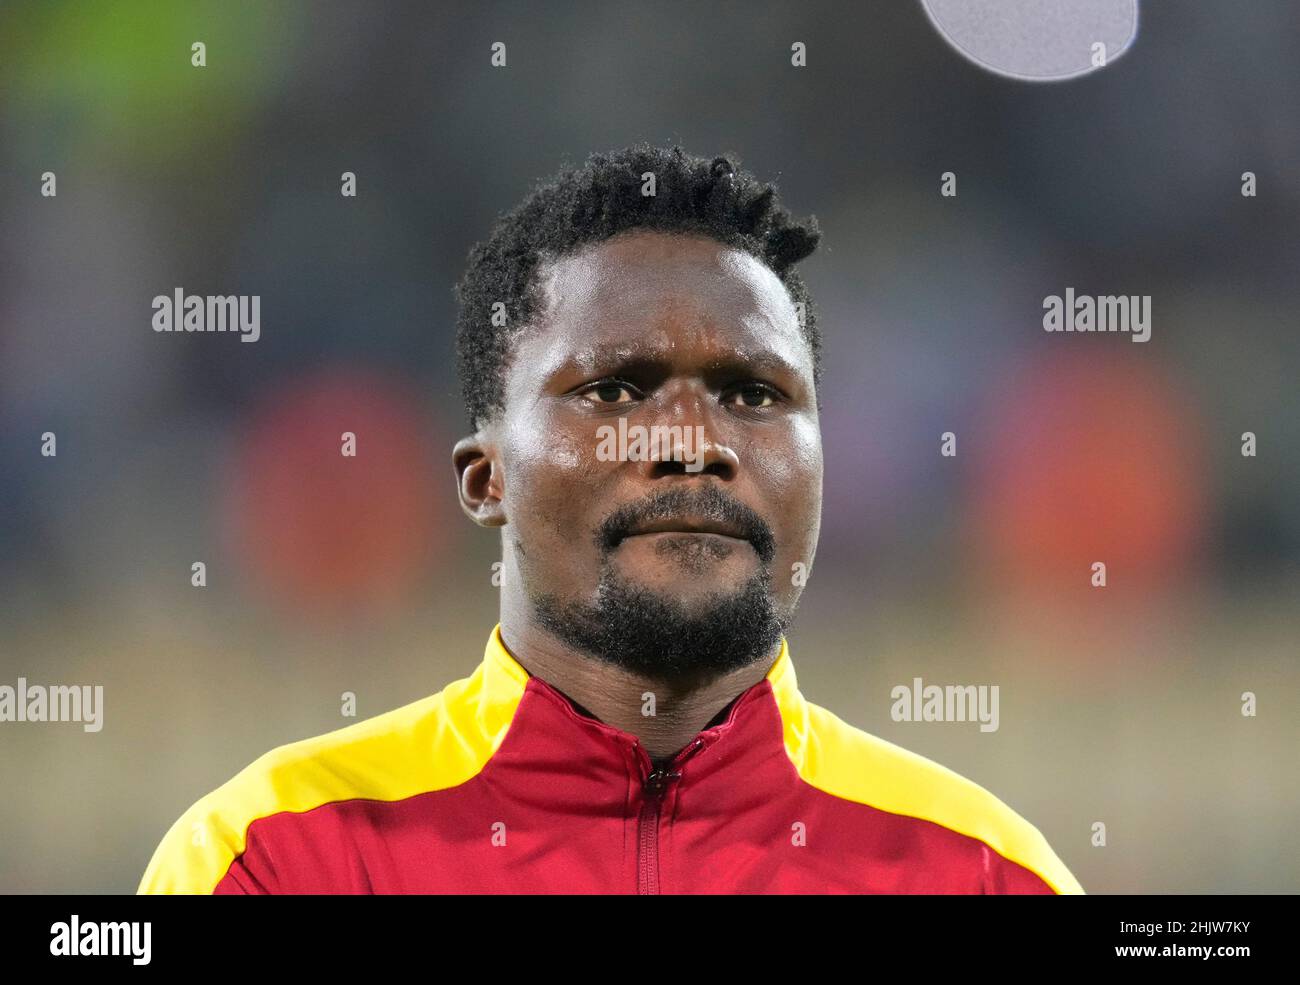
[623, 518, 747, 540]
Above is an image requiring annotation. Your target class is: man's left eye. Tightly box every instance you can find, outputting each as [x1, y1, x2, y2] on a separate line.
[728, 384, 777, 408]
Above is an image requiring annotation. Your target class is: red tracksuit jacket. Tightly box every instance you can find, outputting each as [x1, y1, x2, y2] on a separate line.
[139, 624, 1082, 894]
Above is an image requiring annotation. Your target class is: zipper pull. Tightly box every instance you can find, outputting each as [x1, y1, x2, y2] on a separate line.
[643, 767, 681, 797]
[634, 737, 703, 795]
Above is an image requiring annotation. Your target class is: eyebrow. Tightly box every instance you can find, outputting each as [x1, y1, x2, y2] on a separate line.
[551, 344, 802, 383]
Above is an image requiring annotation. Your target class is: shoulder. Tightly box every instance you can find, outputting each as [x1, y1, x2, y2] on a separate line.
[778, 693, 1084, 894]
[138, 661, 522, 894]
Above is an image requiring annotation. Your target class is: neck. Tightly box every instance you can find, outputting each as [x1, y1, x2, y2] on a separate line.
[497, 617, 780, 762]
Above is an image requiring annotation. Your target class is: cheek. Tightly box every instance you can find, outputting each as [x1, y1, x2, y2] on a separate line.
[759, 421, 823, 555]
[503, 424, 603, 541]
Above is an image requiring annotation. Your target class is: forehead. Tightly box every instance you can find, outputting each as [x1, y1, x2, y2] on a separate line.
[524, 230, 807, 374]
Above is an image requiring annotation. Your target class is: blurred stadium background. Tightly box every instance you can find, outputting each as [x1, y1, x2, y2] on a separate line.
[0, 1, 1296, 893]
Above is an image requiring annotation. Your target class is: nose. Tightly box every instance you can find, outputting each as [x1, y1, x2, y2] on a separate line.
[636, 385, 740, 480]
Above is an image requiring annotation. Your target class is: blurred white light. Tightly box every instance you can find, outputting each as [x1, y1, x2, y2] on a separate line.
[920, 0, 1138, 82]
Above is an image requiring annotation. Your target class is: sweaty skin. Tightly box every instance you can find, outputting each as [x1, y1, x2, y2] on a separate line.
[453, 230, 823, 761]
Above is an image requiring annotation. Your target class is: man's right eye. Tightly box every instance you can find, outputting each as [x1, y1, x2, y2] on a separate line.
[579, 380, 638, 404]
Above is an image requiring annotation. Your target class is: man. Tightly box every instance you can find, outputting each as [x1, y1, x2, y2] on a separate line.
[140, 145, 1083, 894]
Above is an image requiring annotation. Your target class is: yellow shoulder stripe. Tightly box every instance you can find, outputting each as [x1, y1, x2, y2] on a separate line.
[765, 642, 1084, 894]
[138, 626, 529, 894]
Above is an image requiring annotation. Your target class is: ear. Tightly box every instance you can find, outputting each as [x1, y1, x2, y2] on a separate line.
[452, 431, 506, 528]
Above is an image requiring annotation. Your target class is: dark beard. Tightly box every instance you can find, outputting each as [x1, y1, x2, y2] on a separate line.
[530, 558, 788, 682]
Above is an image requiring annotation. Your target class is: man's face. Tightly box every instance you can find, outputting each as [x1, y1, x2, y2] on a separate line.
[481, 229, 822, 680]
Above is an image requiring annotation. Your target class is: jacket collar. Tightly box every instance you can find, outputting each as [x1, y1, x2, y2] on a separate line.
[478, 622, 804, 776]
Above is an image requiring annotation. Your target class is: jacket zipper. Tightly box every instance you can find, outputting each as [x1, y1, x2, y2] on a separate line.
[634, 738, 704, 895]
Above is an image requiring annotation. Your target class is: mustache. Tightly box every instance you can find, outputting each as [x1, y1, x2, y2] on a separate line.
[596, 485, 776, 566]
